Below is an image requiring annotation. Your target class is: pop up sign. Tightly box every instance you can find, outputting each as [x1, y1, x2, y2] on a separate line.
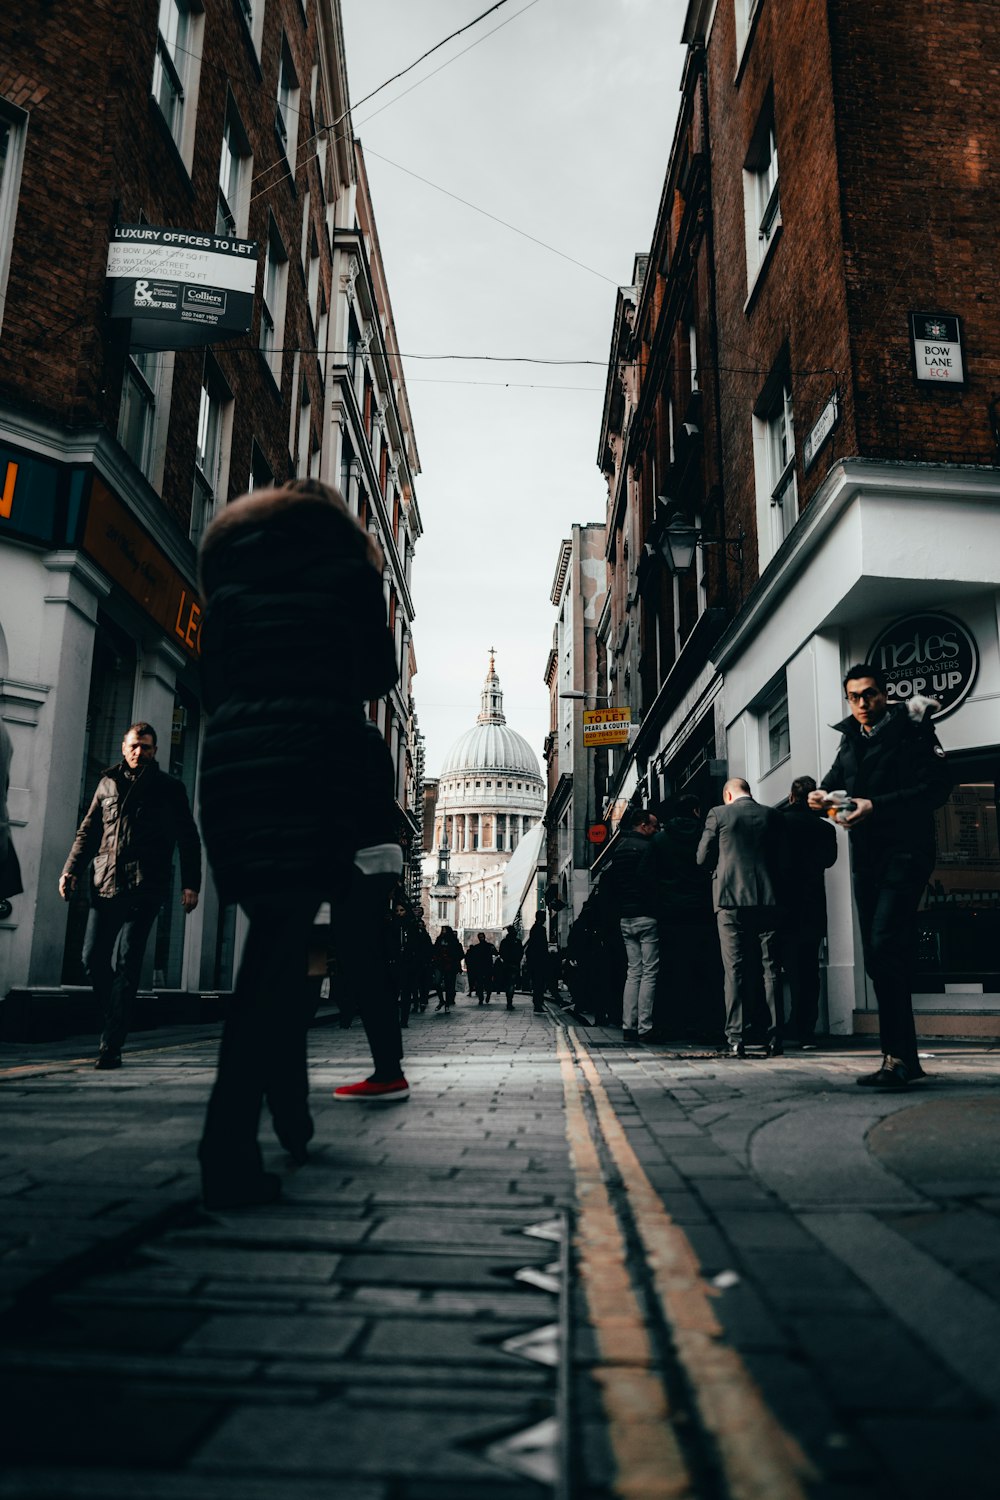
[107, 225, 258, 350]
[867, 611, 978, 720]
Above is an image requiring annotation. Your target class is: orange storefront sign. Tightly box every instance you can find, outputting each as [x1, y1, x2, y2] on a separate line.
[82, 479, 202, 658]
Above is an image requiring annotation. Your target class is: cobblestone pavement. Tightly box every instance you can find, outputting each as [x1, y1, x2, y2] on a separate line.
[1, 997, 998, 1498]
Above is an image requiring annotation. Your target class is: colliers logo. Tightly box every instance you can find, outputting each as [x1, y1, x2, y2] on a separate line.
[867, 611, 978, 720]
[182, 285, 227, 314]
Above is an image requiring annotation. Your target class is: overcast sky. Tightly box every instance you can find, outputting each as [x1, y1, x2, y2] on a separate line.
[340, 0, 688, 777]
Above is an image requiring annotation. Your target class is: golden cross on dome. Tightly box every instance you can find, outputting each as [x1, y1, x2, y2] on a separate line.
[488, 647, 496, 670]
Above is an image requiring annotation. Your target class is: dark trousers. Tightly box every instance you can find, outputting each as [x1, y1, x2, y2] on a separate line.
[853, 852, 932, 1073]
[780, 923, 824, 1040]
[83, 893, 160, 1055]
[200, 882, 403, 1188]
[717, 907, 781, 1044]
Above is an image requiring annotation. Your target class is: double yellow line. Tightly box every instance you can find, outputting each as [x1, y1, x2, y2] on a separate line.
[558, 1028, 812, 1500]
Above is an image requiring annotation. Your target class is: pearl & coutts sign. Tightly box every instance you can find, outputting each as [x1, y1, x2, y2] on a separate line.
[107, 225, 258, 350]
[867, 611, 978, 720]
[583, 707, 631, 746]
[909, 312, 966, 389]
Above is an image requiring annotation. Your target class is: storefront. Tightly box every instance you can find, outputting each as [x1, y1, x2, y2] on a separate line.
[713, 458, 1000, 1038]
[0, 434, 231, 1006]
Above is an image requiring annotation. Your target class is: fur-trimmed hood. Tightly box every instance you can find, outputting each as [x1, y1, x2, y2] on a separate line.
[198, 483, 378, 597]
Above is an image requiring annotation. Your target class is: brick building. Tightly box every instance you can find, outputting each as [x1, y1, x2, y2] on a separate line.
[0, 0, 422, 1012]
[596, 0, 1000, 1037]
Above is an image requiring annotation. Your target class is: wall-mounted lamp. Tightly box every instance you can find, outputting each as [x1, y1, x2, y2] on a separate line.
[655, 500, 744, 579]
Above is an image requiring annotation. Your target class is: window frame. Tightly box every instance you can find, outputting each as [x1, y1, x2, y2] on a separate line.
[0, 102, 28, 338]
[191, 355, 233, 546]
[742, 94, 782, 299]
[752, 360, 799, 567]
[217, 95, 252, 239]
[151, 0, 203, 169]
[259, 216, 288, 387]
[118, 349, 161, 478]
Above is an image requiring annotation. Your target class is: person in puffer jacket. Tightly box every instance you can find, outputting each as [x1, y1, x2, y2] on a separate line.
[196, 479, 407, 1210]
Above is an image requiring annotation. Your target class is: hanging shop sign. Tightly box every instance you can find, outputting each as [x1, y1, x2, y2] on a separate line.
[909, 312, 966, 389]
[867, 610, 978, 720]
[583, 707, 631, 747]
[587, 823, 609, 845]
[107, 225, 258, 350]
[82, 479, 202, 658]
[803, 392, 839, 472]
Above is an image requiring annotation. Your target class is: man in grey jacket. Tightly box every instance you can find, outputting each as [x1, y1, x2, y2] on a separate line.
[696, 778, 786, 1058]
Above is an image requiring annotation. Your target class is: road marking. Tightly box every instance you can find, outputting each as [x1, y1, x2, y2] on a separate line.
[557, 1030, 695, 1499]
[565, 1028, 813, 1500]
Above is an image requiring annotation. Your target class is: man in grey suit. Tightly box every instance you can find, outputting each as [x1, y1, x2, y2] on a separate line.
[696, 778, 785, 1058]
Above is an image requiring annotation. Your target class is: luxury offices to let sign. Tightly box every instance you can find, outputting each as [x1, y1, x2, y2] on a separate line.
[107, 225, 258, 350]
[583, 707, 632, 747]
[867, 611, 978, 720]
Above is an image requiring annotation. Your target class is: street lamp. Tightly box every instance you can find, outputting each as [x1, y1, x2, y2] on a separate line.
[558, 691, 610, 702]
[655, 499, 744, 578]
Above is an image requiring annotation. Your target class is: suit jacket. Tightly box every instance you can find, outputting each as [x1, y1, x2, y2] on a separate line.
[696, 797, 785, 912]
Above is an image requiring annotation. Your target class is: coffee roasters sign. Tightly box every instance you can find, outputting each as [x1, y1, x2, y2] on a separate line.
[867, 611, 978, 720]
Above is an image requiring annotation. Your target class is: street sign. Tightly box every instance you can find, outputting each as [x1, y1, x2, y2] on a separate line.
[587, 824, 608, 845]
[583, 707, 631, 747]
[909, 312, 966, 389]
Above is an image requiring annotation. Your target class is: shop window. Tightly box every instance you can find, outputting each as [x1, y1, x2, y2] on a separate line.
[743, 95, 781, 285]
[917, 765, 1000, 986]
[759, 679, 790, 772]
[249, 439, 273, 492]
[217, 94, 251, 237]
[191, 355, 233, 545]
[152, 0, 203, 169]
[0, 102, 27, 340]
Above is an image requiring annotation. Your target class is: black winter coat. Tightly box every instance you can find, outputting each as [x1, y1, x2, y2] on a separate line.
[62, 761, 201, 902]
[820, 704, 952, 868]
[197, 490, 398, 903]
[601, 830, 659, 919]
[650, 816, 713, 921]
[776, 800, 837, 930]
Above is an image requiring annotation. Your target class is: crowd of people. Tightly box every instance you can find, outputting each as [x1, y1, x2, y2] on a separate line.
[35, 473, 951, 1208]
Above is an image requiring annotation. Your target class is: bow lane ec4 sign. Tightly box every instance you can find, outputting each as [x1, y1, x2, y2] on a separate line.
[910, 312, 966, 389]
[107, 225, 258, 350]
[867, 611, 978, 720]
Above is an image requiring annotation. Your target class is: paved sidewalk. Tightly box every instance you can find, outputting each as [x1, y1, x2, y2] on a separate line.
[0, 1001, 998, 1497]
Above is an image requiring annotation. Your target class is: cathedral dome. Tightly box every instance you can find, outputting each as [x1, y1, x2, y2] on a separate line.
[438, 654, 542, 782]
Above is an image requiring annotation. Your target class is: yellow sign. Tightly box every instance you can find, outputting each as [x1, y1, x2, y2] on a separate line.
[582, 707, 631, 746]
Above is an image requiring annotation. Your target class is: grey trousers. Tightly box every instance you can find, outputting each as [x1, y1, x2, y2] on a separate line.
[717, 907, 781, 1043]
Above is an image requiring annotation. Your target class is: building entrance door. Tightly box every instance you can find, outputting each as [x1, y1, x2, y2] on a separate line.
[914, 749, 1000, 1008]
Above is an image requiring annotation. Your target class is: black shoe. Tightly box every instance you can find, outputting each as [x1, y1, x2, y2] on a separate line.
[726, 1040, 746, 1058]
[638, 1031, 660, 1045]
[857, 1056, 910, 1089]
[622, 1028, 639, 1042]
[94, 1050, 122, 1070]
[202, 1172, 282, 1211]
[765, 1038, 784, 1058]
[275, 1115, 314, 1166]
[507, 1002, 514, 1010]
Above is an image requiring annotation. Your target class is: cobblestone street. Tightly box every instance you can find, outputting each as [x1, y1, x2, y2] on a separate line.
[1, 1000, 998, 1498]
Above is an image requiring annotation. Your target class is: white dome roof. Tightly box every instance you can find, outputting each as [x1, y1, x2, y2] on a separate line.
[441, 722, 542, 779]
[438, 653, 543, 782]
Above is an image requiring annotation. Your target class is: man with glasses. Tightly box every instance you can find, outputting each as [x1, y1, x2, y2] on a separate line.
[60, 722, 201, 1070]
[809, 664, 952, 1089]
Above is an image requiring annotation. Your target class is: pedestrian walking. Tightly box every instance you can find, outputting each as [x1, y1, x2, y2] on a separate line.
[601, 805, 661, 1042]
[390, 893, 422, 1029]
[432, 926, 464, 1010]
[195, 478, 407, 1211]
[650, 795, 721, 1043]
[808, 664, 952, 1089]
[497, 924, 523, 1008]
[58, 722, 201, 1070]
[466, 930, 499, 1004]
[0, 719, 23, 916]
[696, 778, 786, 1058]
[564, 894, 619, 1024]
[524, 912, 550, 1013]
[412, 916, 435, 1012]
[777, 776, 837, 1047]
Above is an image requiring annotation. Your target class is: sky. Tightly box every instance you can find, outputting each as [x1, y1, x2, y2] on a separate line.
[340, 0, 689, 777]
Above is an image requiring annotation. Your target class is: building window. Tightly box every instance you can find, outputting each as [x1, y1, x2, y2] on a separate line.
[744, 98, 781, 280]
[275, 36, 300, 167]
[249, 440, 273, 492]
[192, 356, 232, 545]
[0, 103, 27, 338]
[761, 681, 791, 772]
[118, 350, 160, 477]
[152, 0, 202, 164]
[217, 96, 251, 237]
[259, 217, 288, 385]
[753, 361, 798, 564]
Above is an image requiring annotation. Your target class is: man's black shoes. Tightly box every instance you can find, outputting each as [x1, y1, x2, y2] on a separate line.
[857, 1055, 910, 1089]
[725, 1040, 746, 1058]
[94, 1050, 122, 1070]
[765, 1038, 784, 1058]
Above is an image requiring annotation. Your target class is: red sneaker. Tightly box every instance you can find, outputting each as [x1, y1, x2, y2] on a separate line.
[333, 1076, 409, 1103]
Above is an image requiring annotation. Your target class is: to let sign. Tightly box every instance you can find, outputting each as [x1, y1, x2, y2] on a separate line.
[583, 707, 631, 747]
[910, 312, 965, 388]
